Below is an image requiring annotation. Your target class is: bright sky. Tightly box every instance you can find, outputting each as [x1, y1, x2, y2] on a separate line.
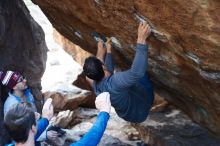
[24, 0, 83, 93]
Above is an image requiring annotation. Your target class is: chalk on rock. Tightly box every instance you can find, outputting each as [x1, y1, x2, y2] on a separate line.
[91, 31, 107, 42]
[134, 13, 168, 43]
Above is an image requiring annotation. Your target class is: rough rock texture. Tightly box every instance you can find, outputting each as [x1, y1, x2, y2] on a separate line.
[69, 108, 142, 146]
[0, 0, 47, 101]
[53, 29, 92, 66]
[0, 0, 47, 145]
[54, 30, 170, 111]
[42, 108, 137, 146]
[49, 107, 220, 146]
[53, 30, 96, 108]
[49, 89, 91, 111]
[32, 0, 220, 138]
[73, 73, 96, 108]
[134, 108, 220, 146]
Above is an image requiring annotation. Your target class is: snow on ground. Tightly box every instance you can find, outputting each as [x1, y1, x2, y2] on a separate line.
[24, 0, 82, 93]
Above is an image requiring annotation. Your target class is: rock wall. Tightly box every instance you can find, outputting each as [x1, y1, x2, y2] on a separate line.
[0, 0, 47, 100]
[32, 0, 220, 138]
[0, 0, 47, 144]
[53, 30, 96, 108]
[134, 108, 220, 146]
[53, 29, 92, 66]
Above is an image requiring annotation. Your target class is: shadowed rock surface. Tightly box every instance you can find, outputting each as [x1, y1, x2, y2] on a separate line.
[0, 0, 47, 101]
[47, 107, 220, 146]
[0, 0, 47, 145]
[134, 108, 220, 146]
[32, 0, 220, 138]
[65, 108, 142, 146]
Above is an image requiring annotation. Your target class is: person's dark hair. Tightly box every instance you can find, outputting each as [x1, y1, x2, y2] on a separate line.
[4, 103, 36, 143]
[83, 56, 104, 82]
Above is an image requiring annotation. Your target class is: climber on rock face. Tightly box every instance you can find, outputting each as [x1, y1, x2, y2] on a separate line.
[83, 22, 155, 123]
[4, 92, 111, 146]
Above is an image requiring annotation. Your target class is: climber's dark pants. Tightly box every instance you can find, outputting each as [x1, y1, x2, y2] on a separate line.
[139, 73, 155, 106]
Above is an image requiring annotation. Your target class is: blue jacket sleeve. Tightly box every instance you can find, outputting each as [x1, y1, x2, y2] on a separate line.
[104, 53, 114, 74]
[70, 112, 110, 146]
[35, 118, 49, 140]
[111, 44, 148, 89]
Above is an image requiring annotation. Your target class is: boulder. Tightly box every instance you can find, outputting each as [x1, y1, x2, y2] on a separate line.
[0, 0, 47, 144]
[73, 73, 96, 108]
[70, 108, 142, 146]
[52, 110, 74, 128]
[43, 108, 136, 146]
[32, 0, 220, 138]
[0, 0, 47, 101]
[134, 108, 220, 146]
[48, 89, 91, 111]
[53, 29, 92, 66]
[59, 107, 220, 146]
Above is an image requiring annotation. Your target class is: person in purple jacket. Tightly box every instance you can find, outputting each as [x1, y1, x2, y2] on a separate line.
[83, 22, 154, 123]
[4, 92, 111, 146]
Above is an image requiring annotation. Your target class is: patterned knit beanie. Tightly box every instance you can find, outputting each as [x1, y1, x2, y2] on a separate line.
[0, 71, 23, 89]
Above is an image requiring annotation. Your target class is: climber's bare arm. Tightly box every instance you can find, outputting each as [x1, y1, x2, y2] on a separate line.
[104, 38, 114, 74]
[96, 41, 106, 63]
[105, 38, 112, 53]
